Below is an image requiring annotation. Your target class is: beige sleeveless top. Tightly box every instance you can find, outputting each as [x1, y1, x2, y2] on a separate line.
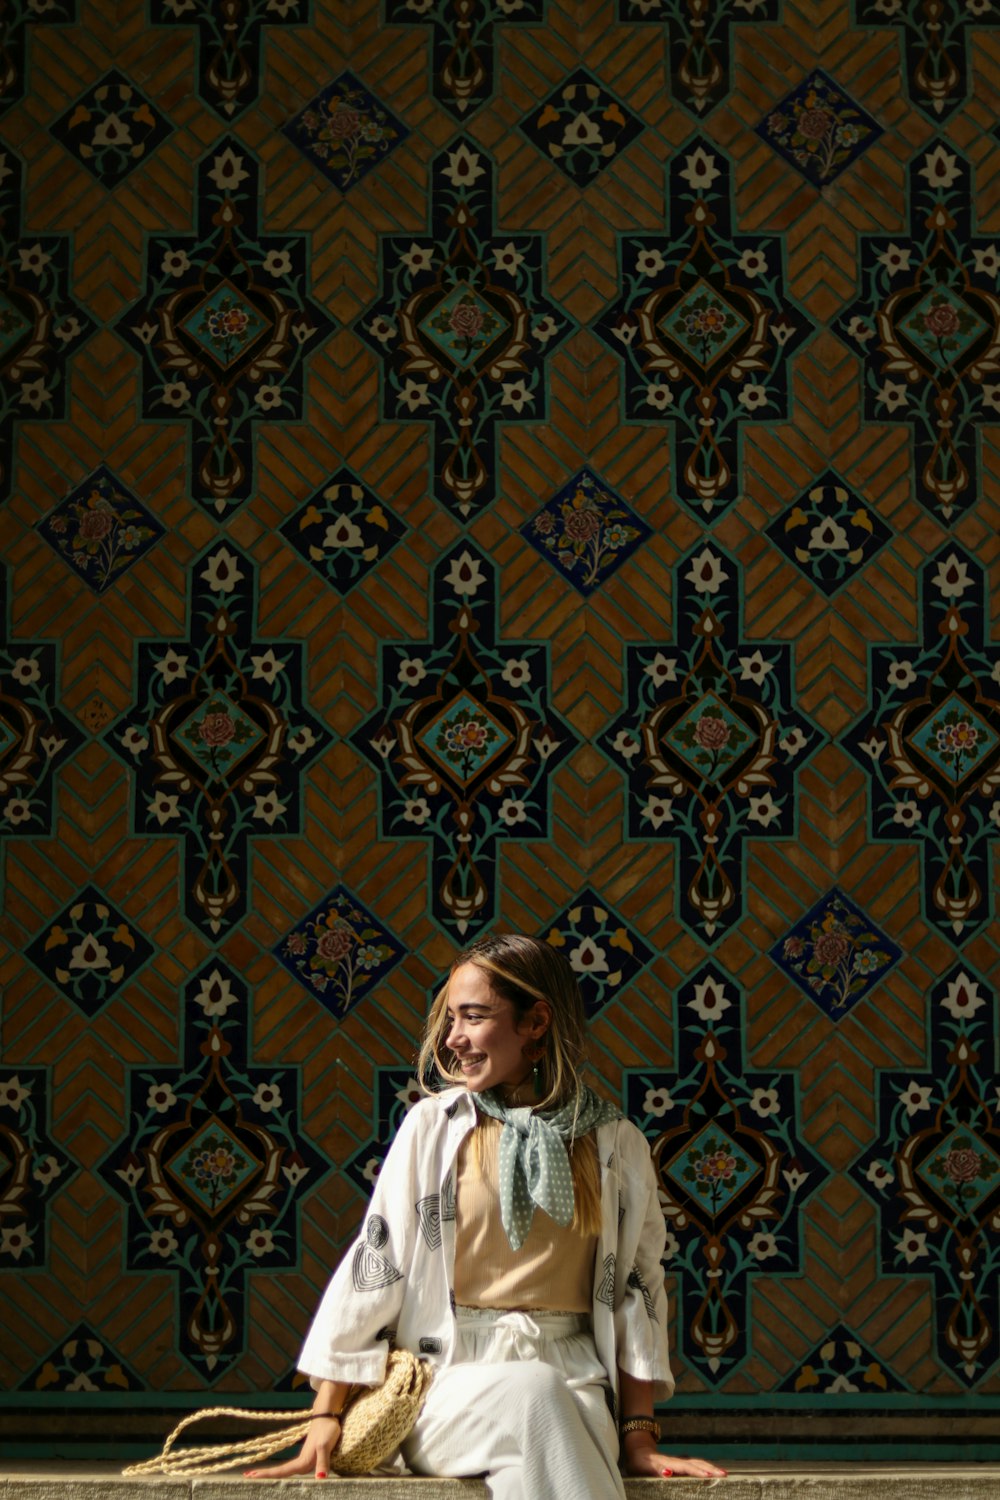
[453, 1121, 598, 1313]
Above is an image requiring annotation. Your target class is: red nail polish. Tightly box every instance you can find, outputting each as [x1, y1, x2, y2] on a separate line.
[662, 1470, 672, 1477]
[316, 1473, 327, 1480]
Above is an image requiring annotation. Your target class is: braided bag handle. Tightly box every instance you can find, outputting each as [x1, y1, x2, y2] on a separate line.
[122, 1408, 312, 1477]
[120, 1349, 433, 1478]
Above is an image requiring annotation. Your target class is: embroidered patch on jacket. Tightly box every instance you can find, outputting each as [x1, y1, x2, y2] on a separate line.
[352, 1242, 403, 1292]
[440, 1173, 456, 1222]
[597, 1253, 616, 1307]
[367, 1214, 390, 1249]
[416, 1195, 442, 1250]
[628, 1265, 658, 1322]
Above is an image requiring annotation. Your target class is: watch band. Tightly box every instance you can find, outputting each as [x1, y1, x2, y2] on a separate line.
[620, 1416, 660, 1440]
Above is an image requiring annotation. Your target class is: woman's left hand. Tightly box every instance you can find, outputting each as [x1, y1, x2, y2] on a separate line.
[622, 1431, 726, 1479]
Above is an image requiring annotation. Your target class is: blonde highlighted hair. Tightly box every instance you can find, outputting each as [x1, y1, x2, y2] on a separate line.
[417, 933, 605, 1235]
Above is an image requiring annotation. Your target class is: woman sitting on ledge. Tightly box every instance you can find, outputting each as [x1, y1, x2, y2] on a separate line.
[248, 933, 726, 1494]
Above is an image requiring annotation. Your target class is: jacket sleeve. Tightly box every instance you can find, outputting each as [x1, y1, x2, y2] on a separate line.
[297, 1098, 429, 1387]
[613, 1121, 675, 1401]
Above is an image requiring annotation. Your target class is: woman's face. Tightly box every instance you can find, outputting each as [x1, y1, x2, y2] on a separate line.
[443, 962, 547, 1094]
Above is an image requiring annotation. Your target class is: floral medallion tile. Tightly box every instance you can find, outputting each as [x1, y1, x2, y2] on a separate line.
[851, 963, 1000, 1384]
[625, 962, 826, 1379]
[19, 1325, 143, 1392]
[283, 72, 408, 192]
[356, 138, 571, 521]
[777, 1323, 908, 1396]
[0, 147, 94, 502]
[908, 693, 998, 787]
[835, 140, 1000, 524]
[351, 544, 578, 937]
[770, 887, 902, 1022]
[24, 884, 155, 1016]
[181, 280, 270, 368]
[103, 541, 331, 933]
[543, 887, 653, 1019]
[663, 1120, 761, 1214]
[116, 138, 333, 516]
[275, 885, 405, 1019]
[279, 469, 407, 595]
[916, 1125, 1000, 1217]
[50, 70, 172, 188]
[844, 547, 1000, 940]
[0, 1067, 77, 1270]
[519, 69, 644, 186]
[765, 470, 892, 597]
[522, 468, 650, 596]
[600, 541, 819, 943]
[594, 137, 810, 519]
[755, 70, 882, 187]
[98, 959, 330, 1377]
[37, 466, 163, 595]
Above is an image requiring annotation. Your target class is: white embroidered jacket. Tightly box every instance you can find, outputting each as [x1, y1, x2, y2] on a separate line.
[298, 1087, 674, 1407]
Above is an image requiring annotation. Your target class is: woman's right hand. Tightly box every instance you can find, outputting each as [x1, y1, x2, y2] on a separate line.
[245, 1414, 342, 1480]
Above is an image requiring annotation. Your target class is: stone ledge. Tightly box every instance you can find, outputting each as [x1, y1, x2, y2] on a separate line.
[4, 1464, 1000, 1499]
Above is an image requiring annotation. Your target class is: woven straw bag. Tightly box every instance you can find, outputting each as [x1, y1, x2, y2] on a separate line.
[121, 1348, 434, 1478]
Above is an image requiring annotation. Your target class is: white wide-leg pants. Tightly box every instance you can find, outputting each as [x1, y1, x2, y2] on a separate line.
[402, 1307, 626, 1500]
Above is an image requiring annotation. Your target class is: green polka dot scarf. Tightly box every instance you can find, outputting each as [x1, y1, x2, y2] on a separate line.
[473, 1087, 621, 1250]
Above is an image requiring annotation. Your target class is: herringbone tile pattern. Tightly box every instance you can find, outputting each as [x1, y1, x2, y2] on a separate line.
[1, 0, 998, 1427]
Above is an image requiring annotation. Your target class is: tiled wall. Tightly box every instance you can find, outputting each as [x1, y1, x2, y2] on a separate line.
[1, 0, 999, 1449]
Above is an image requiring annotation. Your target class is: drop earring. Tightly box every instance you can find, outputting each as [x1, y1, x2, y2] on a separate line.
[525, 1039, 546, 1097]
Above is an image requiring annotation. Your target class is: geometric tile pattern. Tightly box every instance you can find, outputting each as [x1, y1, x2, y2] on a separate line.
[50, 70, 173, 189]
[355, 137, 571, 520]
[102, 542, 331, 934]
[24, 883, 155, 1016]
[855, 0, 1000, 122]
[542, 884, 655, 1019]
[776, 1323, 909, 1396]
[0, 147, 94, 503]
[18, 1325, 143, 1392]
[765, 470, 893, 597]
[115, 138, 334, 517]
[3, 0, 1000, 1450]
[519, 69, 644, 187]
[616, 0, 779, 116]
[278, 468, 407, 595]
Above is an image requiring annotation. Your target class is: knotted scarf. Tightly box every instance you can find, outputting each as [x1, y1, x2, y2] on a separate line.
[473, 1086, 620, 1250]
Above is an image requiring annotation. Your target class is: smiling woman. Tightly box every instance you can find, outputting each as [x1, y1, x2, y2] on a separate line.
[247, 934, 726, 1495]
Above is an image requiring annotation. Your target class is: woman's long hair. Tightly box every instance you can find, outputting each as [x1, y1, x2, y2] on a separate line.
[417, 933, 604, 1235]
